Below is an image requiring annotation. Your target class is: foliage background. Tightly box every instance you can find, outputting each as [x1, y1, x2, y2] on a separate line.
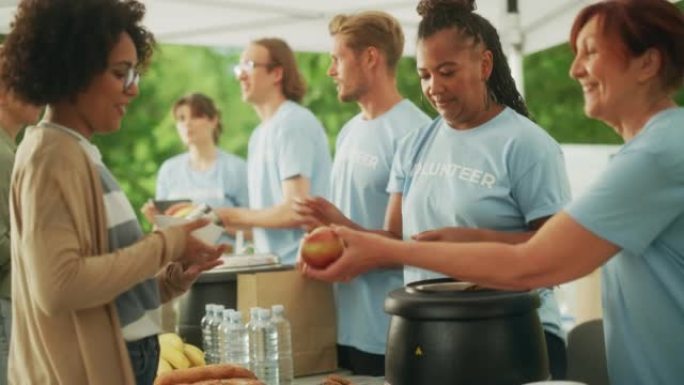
[91, 2, 684, 224]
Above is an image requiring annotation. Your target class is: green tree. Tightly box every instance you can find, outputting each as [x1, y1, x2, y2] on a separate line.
[94, 45, 250, 217]
[524, 44, 623, 144]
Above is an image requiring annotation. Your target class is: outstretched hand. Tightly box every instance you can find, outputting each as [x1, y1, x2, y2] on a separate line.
[298, 225, 397, 282]
[176, 218, 226, 270]
[293, 197, 352, 231]
[179, 252, 225, 283]
[292, 199, 325, 232]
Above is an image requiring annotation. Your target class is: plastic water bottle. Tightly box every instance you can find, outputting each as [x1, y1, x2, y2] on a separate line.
[208, 304, 225, 364]
[218, 309, 235, 363]
[271, 305, 293, 383]
[245, 307, 260, 372]
[224, 310, 250, 368]
[271, 304, 293, 385]
[248, 309, 264, 377]
[250, 308, 279, 385]
[201, 304, 215, 363]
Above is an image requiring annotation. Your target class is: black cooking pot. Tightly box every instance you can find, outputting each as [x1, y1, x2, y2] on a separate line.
[384, 278, 549, 385]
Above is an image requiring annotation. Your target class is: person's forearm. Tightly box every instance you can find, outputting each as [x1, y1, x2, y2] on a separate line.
[28, 227, 185, 316]
[478, 229, 535, 244]
[347, 212, 614, 289]
[218, 203, 301, 229]
[394, 237, 608, 290]
[367, 229, 534, 272]
[222, 225, 253, 241]
[389, 240, 547, 289]
[356, 229, 403, 269]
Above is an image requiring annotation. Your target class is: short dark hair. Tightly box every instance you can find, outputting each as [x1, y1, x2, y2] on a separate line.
[173, 93, 224, 144]
[1, 0, 156, 105]
[570, 0, 684, 93]
[416, 0, 529, 118]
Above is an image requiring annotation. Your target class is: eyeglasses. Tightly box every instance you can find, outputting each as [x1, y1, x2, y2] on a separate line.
[232, 60, 274, 78]
[121, 66, 140, 92]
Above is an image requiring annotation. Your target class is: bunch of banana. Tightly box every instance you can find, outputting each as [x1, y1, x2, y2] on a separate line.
[158, 333, 206, 376]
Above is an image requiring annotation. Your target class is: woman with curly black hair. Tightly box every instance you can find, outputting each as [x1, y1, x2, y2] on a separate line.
[2, 1, 225, 384]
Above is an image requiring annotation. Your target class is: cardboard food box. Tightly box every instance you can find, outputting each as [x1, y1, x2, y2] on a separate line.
[237, 269, 338, 376]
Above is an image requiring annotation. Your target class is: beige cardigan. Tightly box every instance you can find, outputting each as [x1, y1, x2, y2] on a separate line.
[8, 125, 189, 384]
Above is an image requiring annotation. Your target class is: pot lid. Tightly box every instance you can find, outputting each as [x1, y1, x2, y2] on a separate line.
[385, 278, 541, 320]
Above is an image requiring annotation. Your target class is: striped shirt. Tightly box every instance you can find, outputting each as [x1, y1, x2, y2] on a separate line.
[43, 122, 161, 341]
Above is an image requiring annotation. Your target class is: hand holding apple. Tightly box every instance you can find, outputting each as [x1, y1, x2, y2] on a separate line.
[300, 226, 400, 283]
[300, 226, 344, 269]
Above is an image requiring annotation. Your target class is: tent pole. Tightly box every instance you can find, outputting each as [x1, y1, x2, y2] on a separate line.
[504, 0, 525, 99]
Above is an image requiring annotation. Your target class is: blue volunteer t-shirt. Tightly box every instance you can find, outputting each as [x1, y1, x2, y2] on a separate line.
[156, 150, 248, 245]
[247, 100, 331, 265]
[331, 100, 430, 355]
[566, 107, 684, 385]
[388, 107, 571, 339]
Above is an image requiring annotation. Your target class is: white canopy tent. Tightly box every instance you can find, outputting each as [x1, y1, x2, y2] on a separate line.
[0, 0, 597, 92]
[0, 0, 677, 91]
[138, 0, 589, 54]
[138, 0, 598, 92]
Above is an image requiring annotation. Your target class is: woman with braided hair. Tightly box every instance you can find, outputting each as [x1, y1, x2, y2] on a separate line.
[300, 0, 570, 377]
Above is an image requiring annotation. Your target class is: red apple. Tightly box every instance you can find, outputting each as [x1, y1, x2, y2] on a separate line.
[301, 226, 344, 269]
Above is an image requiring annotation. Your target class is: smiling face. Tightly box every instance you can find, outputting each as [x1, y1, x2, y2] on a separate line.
[174, 104, 218, 147]
[68, 32, 139, 136]
[569, 16, 641, 125]
[327, 35, 370, 102]
[416, 28, 492, 129]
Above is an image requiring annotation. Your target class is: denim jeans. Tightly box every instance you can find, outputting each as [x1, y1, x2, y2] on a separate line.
[126, 334, 160, 385]
[0, 298, 10, 385]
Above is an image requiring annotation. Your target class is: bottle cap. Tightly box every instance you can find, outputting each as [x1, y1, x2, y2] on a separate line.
[230, 311, 243, 322]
